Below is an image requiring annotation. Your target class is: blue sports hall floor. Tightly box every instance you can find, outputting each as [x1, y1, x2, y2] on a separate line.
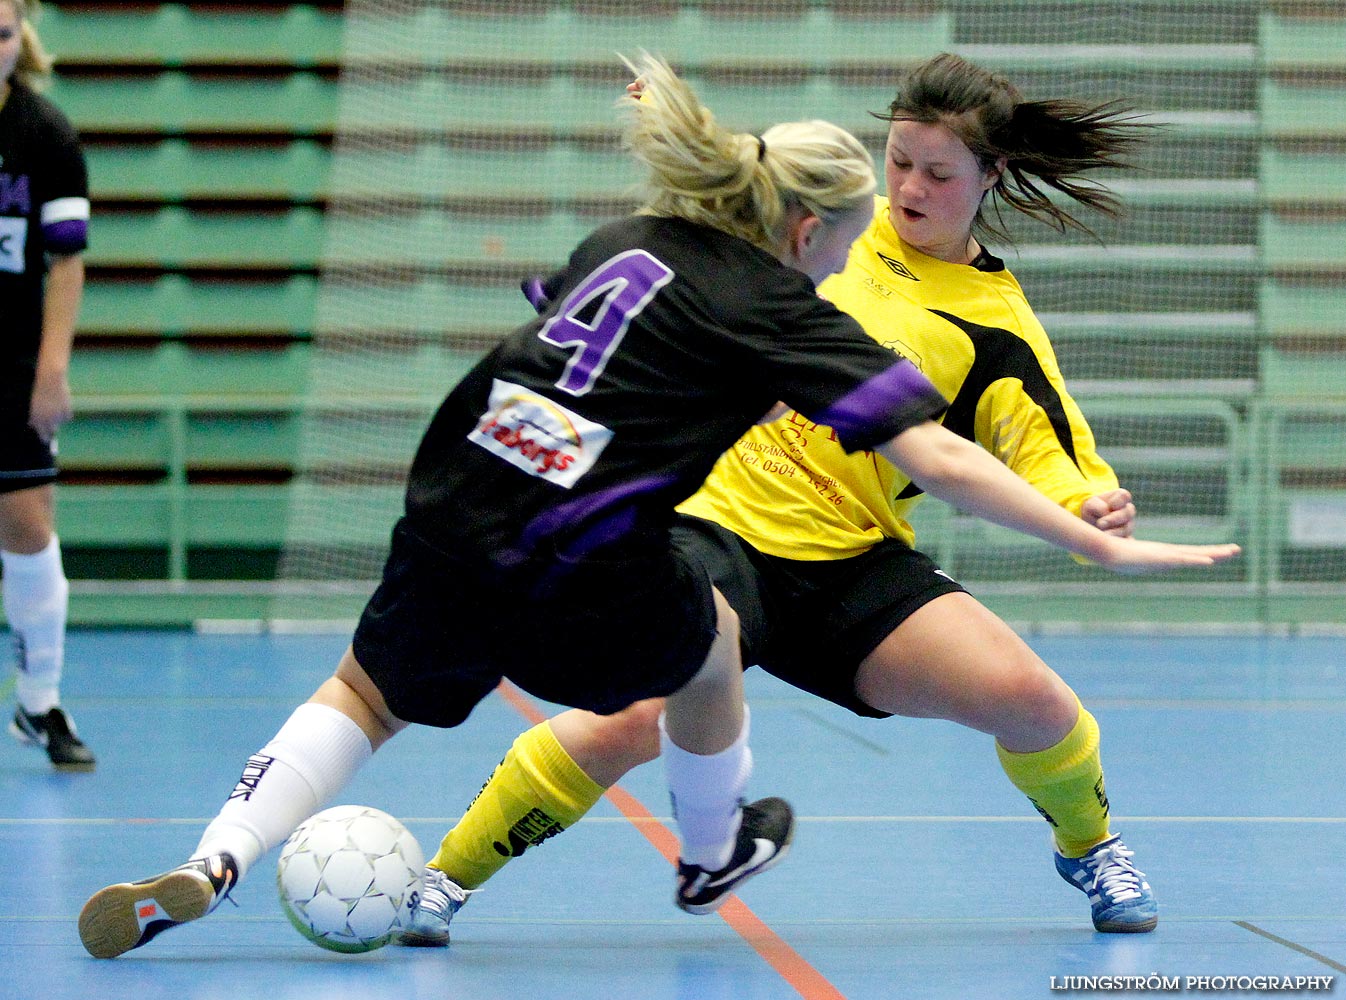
[3, 628, 1345, 999]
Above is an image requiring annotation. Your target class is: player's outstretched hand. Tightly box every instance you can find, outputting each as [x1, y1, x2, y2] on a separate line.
[1093, 536, 1241, 576]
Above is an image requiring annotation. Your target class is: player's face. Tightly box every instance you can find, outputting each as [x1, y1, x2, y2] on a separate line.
[0, 3, 20, 87]
[793, 201, 872, 285]
[884, 119, 1001, 263]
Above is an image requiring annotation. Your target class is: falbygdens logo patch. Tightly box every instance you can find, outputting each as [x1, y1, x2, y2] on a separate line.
[468, 378, 613, 487]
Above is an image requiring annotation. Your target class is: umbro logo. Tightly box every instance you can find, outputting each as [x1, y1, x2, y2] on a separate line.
[876, 252, 919, 281]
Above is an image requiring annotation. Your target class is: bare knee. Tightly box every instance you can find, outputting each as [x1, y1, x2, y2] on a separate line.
[313, 647, 407, 750]
[0, 486, 55, 554]
[678, 590, 742, 700]
[550, 701, 663, 787]
[992, 658, 1079, 752]
[595, 700, 664, 760]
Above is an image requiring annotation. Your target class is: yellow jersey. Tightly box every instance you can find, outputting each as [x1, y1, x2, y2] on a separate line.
[678, 196, 1119, 560]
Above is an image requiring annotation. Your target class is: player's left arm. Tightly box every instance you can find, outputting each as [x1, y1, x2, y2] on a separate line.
[30, 109, 90, 444]
[29, 252, 83, 443]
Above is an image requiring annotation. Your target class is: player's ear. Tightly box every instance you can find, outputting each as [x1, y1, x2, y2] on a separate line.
[983, 155, 1008, 191]
[791, 212, 822, 257]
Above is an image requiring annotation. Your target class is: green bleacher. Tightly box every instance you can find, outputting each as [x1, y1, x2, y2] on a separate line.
[30, 0, 1346, 624]
[38, 1, 339, 598]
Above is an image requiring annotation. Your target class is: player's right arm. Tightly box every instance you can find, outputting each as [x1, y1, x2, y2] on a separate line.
[876, 420, 1238, 574]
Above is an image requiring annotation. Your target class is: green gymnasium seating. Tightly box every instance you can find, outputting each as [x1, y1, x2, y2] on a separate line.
[346, 6, 951, 67]
[46, 73, 336, 136]
[83, 138, 330, 203]
[1261, 80, 1346, 141]
[88, 206, 326, 270]
[1257, 3, 1346, 410]
[26, 0, 1346, 620]
[39, 2, 338, 580]
[1254, 4, 1346, 604]
[70, 338, 309, 397]
[37, 4, 342, 68]
[1260, 212, 1346, 273]
[78, 275, 317, 338]
[1256, 402, 1346, 613]
[1260, 7, 1346, 71]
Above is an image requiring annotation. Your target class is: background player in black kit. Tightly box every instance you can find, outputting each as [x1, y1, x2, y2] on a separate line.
[0, 0, 94, 770]
[78, 54, 1238, 960]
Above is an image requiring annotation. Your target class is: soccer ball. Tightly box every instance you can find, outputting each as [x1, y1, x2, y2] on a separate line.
[276, 804, 425, 953]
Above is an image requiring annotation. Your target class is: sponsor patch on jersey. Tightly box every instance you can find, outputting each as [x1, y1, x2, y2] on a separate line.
[468, 378, 613, 488]
[0, 217, 28, 273]
[861, 274, 893, 299]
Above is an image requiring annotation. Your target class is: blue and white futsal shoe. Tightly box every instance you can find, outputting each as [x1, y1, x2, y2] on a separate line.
[396, 866, 474, 947]
[1054, 835, 1158, 933]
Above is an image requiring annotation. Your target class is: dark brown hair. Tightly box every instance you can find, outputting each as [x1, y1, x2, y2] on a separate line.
[873, 52, 1154, 244]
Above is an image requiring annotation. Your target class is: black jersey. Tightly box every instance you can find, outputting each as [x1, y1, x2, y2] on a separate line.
[0, 83, 89, 373]
[404, 215, 947, 569]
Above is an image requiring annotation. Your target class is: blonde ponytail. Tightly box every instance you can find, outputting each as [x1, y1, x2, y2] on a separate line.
[622, 53, 874, 252]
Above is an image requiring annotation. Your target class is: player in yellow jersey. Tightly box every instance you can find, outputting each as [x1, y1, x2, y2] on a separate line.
[398, 53, 1205, 941]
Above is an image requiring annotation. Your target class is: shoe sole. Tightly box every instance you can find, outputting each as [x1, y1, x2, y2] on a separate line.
[9, 720, 97, 771]
[1097, 914, 1159, 933]
[51, 759, 97, 772]
[394, 929, 450, 947]
[677, 839, 793, 916]
[78, 870, 214, 959]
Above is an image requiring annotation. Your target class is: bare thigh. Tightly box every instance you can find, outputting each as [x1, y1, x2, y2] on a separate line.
[853, 591, 1078, 752]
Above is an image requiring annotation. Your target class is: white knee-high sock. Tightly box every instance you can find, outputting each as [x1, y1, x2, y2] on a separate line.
[2, 536, 69, 715]
[660, 707, 753, 870]
[193, 703, 373, 880]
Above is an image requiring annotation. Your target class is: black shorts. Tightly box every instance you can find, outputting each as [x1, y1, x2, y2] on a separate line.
[672, 515, 967, 719]
[0, 387, 57, 495]
[352, 519, 719, 728]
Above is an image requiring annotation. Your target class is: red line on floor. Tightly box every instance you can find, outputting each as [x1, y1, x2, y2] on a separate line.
[496, 681, 848, 1000]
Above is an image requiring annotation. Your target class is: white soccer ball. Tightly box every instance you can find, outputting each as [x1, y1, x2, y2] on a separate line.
[276, 804, 425, 953]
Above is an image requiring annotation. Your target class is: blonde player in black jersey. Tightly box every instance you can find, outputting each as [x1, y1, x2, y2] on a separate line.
[80, 54, 1235, 960]
[399, 53, 1183, 943]
[1, 0, 94, 770]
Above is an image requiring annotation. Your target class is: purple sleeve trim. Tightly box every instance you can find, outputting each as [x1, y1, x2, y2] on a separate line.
[810, 358, 948, 453]
[42, 218, 88, 254]
[520, 276, 551, 314]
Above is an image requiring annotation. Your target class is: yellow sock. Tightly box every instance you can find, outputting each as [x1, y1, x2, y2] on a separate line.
[995, 699, 1112, 858]
[429, 720, 605, 889]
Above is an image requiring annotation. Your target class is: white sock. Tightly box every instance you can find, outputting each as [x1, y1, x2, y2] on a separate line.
[660, 707, 753, 870]
[2, 537, 69, 716]
[192, 702, 373, 880]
